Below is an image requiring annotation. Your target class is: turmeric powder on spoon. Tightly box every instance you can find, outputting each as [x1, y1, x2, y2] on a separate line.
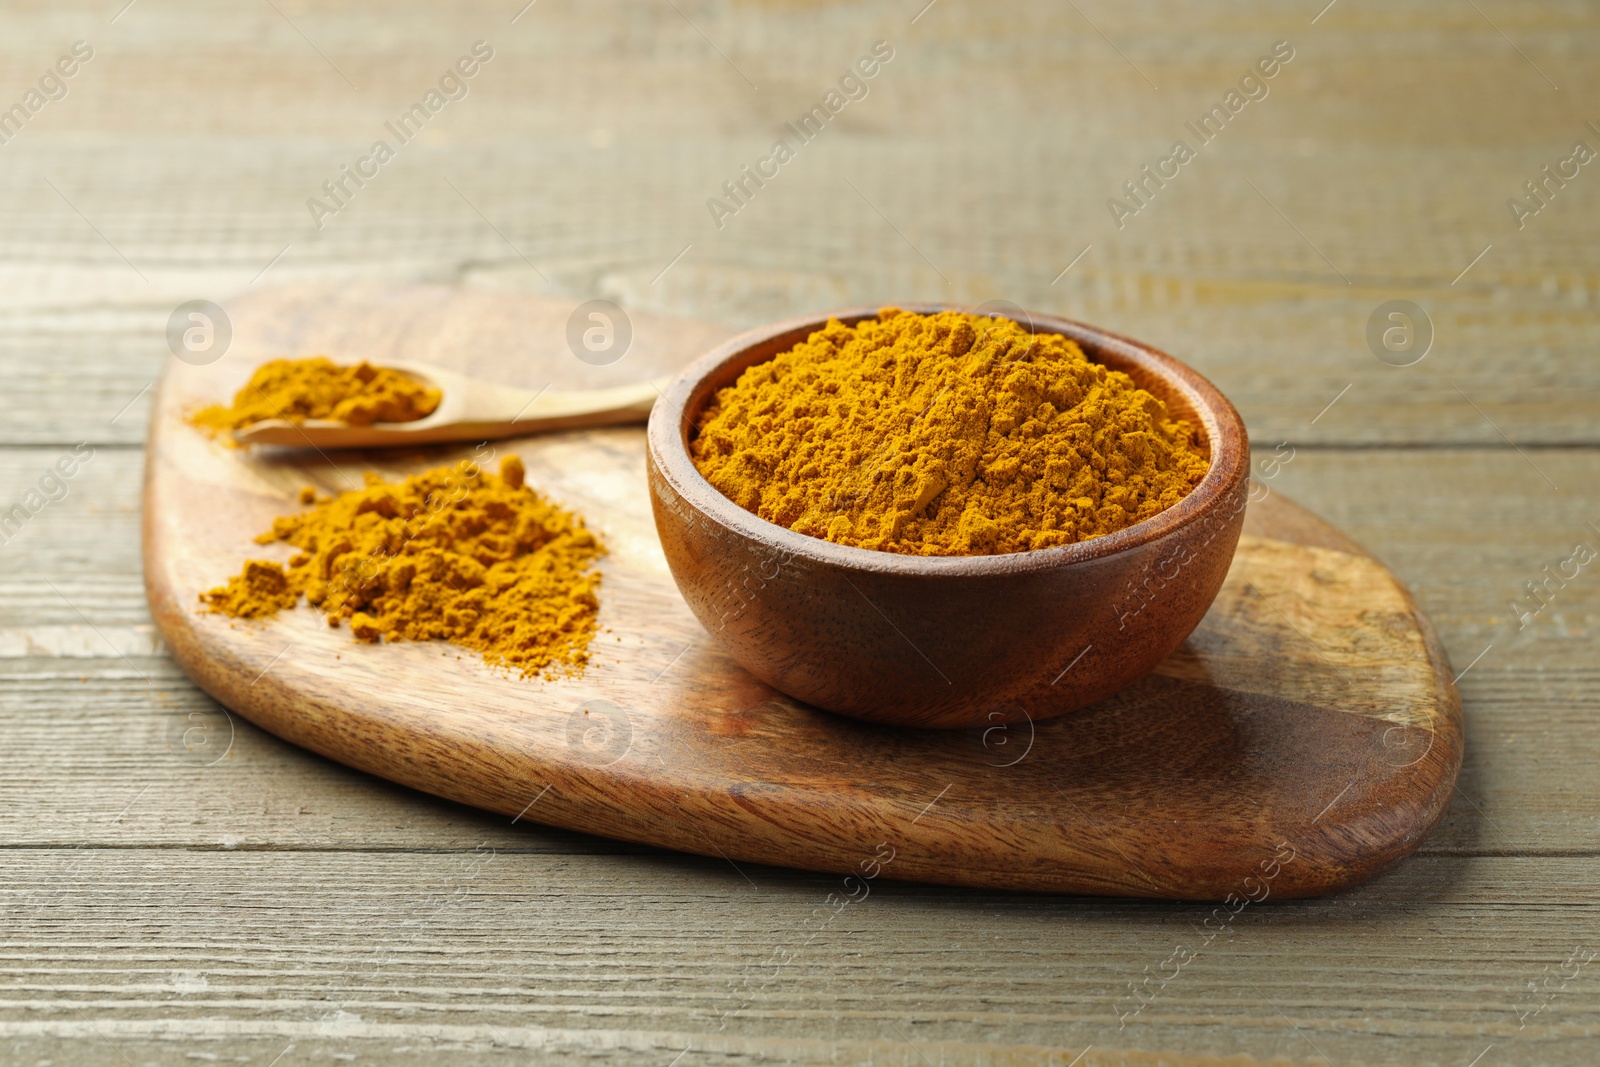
[191, 357, 441, 433]
[690, 308, 1209, 557]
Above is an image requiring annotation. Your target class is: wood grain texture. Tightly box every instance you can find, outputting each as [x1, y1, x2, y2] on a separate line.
[4, 0, 1598, 1062]
[4, 849, 1598, 1066]
[0, 2, 1598, 452]
[143, 286, 1461, 900]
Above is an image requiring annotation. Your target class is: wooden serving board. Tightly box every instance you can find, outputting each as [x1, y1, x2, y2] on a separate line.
[144, 286, 1462, 900]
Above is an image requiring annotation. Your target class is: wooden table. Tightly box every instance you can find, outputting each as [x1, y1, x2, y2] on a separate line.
[4, 1, 1596, 1063]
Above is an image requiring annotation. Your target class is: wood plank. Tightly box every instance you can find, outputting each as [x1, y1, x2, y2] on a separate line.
[0, 1028, 1328, 1067]
[3, 292, 1599, 449]
[3, 850, 1597, 1065]
[0, 1, 1595, 445]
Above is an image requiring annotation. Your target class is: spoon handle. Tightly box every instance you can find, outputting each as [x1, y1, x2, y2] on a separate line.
[484, 378, 664, 429]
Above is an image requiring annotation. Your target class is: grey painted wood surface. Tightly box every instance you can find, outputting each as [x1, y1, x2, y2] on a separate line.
[2, 0, 1597, 1063]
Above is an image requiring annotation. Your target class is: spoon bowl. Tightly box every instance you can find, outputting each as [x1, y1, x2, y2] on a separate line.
[646, 305, 1251, 730]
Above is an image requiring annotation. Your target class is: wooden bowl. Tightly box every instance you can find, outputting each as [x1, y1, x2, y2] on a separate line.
[646, 306, 1250, 730]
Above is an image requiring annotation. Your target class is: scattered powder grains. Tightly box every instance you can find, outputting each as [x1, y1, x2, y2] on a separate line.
[201, 456, 606, 678]
[190, 357, 442, 433]
[690, 308, 1210, 557]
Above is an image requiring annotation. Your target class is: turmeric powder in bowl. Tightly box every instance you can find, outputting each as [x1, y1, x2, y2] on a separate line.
[689, 308, 1209, 557]
[191, 357, 441, 433]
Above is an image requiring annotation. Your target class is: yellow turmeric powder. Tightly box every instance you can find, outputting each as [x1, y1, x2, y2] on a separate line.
[191, 357, 441, 433]
[690, 308, 1209, 556]
[201, 456, 606, 677]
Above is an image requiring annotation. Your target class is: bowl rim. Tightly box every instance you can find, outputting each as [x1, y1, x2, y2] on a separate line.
[647, 304, 1250, 578]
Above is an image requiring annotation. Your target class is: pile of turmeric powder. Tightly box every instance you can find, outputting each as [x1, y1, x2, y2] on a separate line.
[201, 456, 606, 678]
[690, 308, 1209, 556]
[191, 357, 442, 433]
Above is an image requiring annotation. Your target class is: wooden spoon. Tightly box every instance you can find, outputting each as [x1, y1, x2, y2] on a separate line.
[230, 361, 666, 448]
